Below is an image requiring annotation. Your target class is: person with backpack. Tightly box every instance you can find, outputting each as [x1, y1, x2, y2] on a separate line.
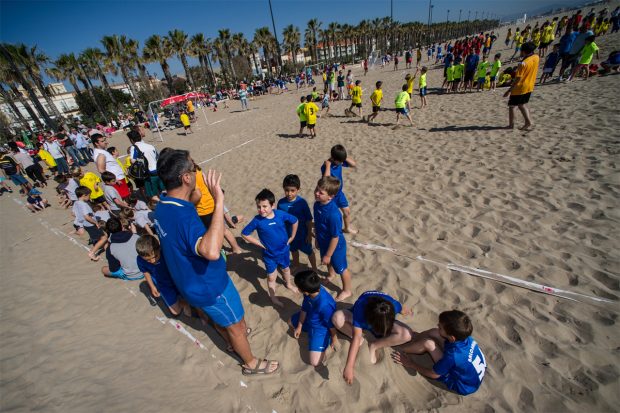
[127, 127, 163, 200]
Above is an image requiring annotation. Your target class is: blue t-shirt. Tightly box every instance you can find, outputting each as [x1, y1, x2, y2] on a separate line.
[154, 196, 229, 307]
[301, 286, 336, 330]
[465, 54, 480, 72]
[559, 32, 577, 54]
[433, 336, 486, 396]
[241, 210, 297, 257]
[313, 200, 344, 252]
[320, 160, 349, 193]
[544, 52, 560, 69]
[136, 255, 177, 293]
[277, 196, 312, 243]
[443, 53, 454, 67]
[351, 291, 402, 332]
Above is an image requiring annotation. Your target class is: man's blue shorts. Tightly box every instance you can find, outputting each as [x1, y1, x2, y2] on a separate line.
[263, 249, 291, 274]
[9, 174, 27, 186]
[334, 191, 349, 208]
[291, 311, 331, 352]
[319, 242, 348, 275]
[200, 277, 244, 328]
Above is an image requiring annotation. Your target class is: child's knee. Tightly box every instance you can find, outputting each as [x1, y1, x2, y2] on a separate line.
[331, 310, 345, 328]
[423, 338, 437, 353]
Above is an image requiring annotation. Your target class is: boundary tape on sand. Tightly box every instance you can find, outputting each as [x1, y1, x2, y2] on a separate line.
[349, 241, 617, 309]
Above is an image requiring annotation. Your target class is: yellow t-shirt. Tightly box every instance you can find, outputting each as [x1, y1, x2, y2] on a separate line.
[406, 77, 415, 93]
[304, 102, 319, 125]
[394, 91, 411, 109]
[370, 89, 383, 107]
[515, 35, 524, 47]
[195, 171, 214, 216]
[80, 172, 104, 200]
[511, 54, 540, 96]
[296, 103, 307, 121]
[187, 100, 194, 113]
[419, 73, 427, 88]
[351, 86, 362, 103]
[38, 149, 56, 168]
[180, 113, 190, 126]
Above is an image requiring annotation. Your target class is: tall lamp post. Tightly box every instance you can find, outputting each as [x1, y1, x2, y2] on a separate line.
[268, 0, 283, 75]
[458, 9, 462, 24]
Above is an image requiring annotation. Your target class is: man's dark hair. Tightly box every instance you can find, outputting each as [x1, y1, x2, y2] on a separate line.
[91, 134, 105, 146]
[283, 174, 301, 189]
[156, 149, 192, 191]
[75, 185, 91, 198]
[294, 270, 321, 294]
[127, 129, 142, 143]
[101, 171, 116, 183]
[364, 297, 396, 337]
[106, 216, 123, 234]
[330, 144, 347, 162]
[439, 310, 473, 341]
[255, 188, 275, 205]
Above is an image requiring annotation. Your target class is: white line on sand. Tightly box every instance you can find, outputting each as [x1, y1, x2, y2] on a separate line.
[197, 138, 257, 165]
[209, 119, 227, 125]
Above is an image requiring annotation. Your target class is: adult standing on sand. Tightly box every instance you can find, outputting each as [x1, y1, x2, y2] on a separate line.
[504, 42, 539, 131]
[153, 149, 280, 376]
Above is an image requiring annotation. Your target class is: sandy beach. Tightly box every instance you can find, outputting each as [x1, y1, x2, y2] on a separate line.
[1, 8, 619, 413]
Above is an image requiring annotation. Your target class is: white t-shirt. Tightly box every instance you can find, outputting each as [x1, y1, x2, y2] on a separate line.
[130, 141, 158, 173]
[93, 148, 125, 180]
[65, 178, 79, 201]
[44, 141, 64, 158]
[73, 200, 94, 227]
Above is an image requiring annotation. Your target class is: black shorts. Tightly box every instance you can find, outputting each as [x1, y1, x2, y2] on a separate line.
[464, 69, 475, 82]
[200, 213, 213, 229]
[539, 41, 551, 49]
[508, 92, 532, 106]
[85, 225, 104, 243]
[307, 123, 316, 129]
[184, 125, 190, 130]
[300, 121, 307, 128]
[352, 103, 362, 108]
[92, 196, 107, 204]
[372, 106, 380, 113]
[453, 77, 462, 83]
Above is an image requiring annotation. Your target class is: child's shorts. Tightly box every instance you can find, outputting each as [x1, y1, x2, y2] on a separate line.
[290, 237, 313, 256]
[396, 107, 409, 115]
[478, 77, 486, 84]
[9, 174, 28, 186]
[299, 120, 307, 128]
[352, 102, 362, 108]
[291, 311, 331, 352]
[199, 276, 244, 327]
[372, 105, 380, 113]
[319, 242, 347, 275]
[263, 249, 291, 273]
[490, 75, 497, 81]
[332, 191, 348, 208]
[153, 279, 180, 309]
[84, 225, 104, 243]
[419, 87, 427, 97]
[0, 176, 5, 183]
[322, 102, 329, 109]
[307, 123, 316, 130]
[543, 67, 555, 74]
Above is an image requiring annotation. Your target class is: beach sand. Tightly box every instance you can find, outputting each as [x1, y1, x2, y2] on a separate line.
[1, 9, 619, 413]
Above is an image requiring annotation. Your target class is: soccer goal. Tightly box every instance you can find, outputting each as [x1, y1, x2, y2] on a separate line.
[368, 50, 382, 70]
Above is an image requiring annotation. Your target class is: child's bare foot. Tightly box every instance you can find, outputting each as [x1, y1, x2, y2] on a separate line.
[368, 341, 381, 364]
[335, 290, 352, 302]
[343, 227, 358, 235]
[286, 283, 300, 294]
[88, 252, 100, 262]
[519, 124, 534, 131]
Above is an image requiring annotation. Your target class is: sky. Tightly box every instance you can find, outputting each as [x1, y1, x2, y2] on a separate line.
[1, 0, 585, 87]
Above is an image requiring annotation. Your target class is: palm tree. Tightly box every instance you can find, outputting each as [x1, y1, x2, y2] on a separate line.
[232, 33, 252, 80]
[125, 38, 151, 92]
[189, 34, 209, 89]
[282, 25, 301, 71]
[1, 52, 44, 130]
[218, 29, 237, 82]
[327, 22, 340, 61]
[306, 19, 322, 64]
[80, 48, 118, 107]
[0, 60, 33, 131]
[167, 29, 196, 91]
[0, 43, 55, 130]
[143, 34, 175, 91]
[15, 44, 66, 129]
[101, 35, 142, 109]
[76, 53, 110, 123]
[248, 40, 261, 77]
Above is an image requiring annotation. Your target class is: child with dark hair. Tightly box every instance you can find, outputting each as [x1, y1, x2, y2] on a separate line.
[73, 185, 107, 260]
[313, 176, 353, 302]
[296, 96, 307, 138]
[321, 144, 357, 234]
[331, 291, 413, 385]
[277, 174, 317, 272]
[241, 188, 300, 307]
[367, 81, 383, 124]
[304, 95, 320, 138]
[568, 35, 600, 81]
[102, 171, 130, 212]
[392, 310, 486, 396]
[101, 216, 143, 280]
[288, 270, 339, 367]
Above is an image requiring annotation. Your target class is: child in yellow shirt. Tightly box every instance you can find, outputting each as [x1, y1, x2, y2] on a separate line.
[304, 94, 320, 139]
[347, 80, 363, 118]
[366, 81, 383, 124]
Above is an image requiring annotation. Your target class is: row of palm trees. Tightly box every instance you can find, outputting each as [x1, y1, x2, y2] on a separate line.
[0, 17, 497, 132]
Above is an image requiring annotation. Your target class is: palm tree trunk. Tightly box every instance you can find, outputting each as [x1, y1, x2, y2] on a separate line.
[120, 65, 144, 111]
[0, 84, 32, 131]
[159, 60, 174, 94]
[205, 54, 216, 88]
[8, 83, 43, 130]
[96, 67, 118, 107]
[198, 55, 209, 89]
[250, 53, 260, 78]
[225, 47, 237, 82]
[26, 67, 65, 127]
[180, 54, 196, 90]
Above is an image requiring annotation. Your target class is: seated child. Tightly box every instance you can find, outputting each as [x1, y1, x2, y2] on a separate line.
[26, 188, 48, 212]
[102, 171, 130, 213]
[92, 203, 111, 226]
[391, 309, 486, 396]
[73, 186, 107, 260]
[76, 166, 106, 206]
[136, 234, 190, 317]
[332, 290, 413, 385]
[241, 188, 299, 307]
[101, 216, 143, 280]
[313, 176, 353, 301]
[277, 174, 317, 272]
[289, 270, 339, 367]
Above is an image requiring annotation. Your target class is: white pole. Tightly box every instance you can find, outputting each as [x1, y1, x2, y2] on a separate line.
[148, 101, 164, 142]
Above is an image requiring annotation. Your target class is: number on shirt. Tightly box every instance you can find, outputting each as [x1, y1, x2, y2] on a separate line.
[309, 108, 314, 115]
[472, 353, 486, 381]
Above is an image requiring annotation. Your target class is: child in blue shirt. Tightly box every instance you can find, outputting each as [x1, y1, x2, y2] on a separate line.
[242, 188, 299, 307]
[277, 174, 317, 272]
[392, 310, 486, 396]
[321, 144, 357, 234]
[332, 290, 413, 385]
[136, 234, 190, 317]
[289, 270, 339, 367]
[313, 176, 352, 302]
[540, 43, 561, 84]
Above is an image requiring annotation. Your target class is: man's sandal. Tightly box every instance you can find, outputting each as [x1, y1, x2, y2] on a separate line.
[241, 359, 280, 376]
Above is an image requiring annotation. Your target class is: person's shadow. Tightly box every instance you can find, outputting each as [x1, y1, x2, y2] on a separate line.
[428, 125, 508, 132]
[276, 133, 303, 139]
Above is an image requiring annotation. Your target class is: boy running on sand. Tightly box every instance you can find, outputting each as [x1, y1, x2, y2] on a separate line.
[394, 85, 414, 127]
[347, 80, 363, 117]
[366, 81, 383, 124]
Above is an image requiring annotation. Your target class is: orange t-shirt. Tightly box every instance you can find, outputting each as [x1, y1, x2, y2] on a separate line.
[195, 171, 214, 216]
[511, 54, 540, 96]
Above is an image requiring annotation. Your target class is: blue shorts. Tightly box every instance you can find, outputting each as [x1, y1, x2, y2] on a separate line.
[334, 191, 349, 208]
[291, 311, 331, 352]
[419, 87, 427, 97]
[478, 77, 486, 84]
[9, 174, 27, 186]
[263, 249, 291, 274]
[396, 107, 409, 115]
[319, 242, 348, 275]
[290, 237, 313, 256]
[153, 280, 180, 308]
[200, 277, 245, 327]
[490, 75, 497, 81]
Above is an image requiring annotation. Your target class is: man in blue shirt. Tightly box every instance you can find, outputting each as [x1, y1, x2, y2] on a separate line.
[392, 310, 486, 396]
[559, 26, 593, 79]
[464, 53, 480, 91]
[154, 149, 279, 376]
